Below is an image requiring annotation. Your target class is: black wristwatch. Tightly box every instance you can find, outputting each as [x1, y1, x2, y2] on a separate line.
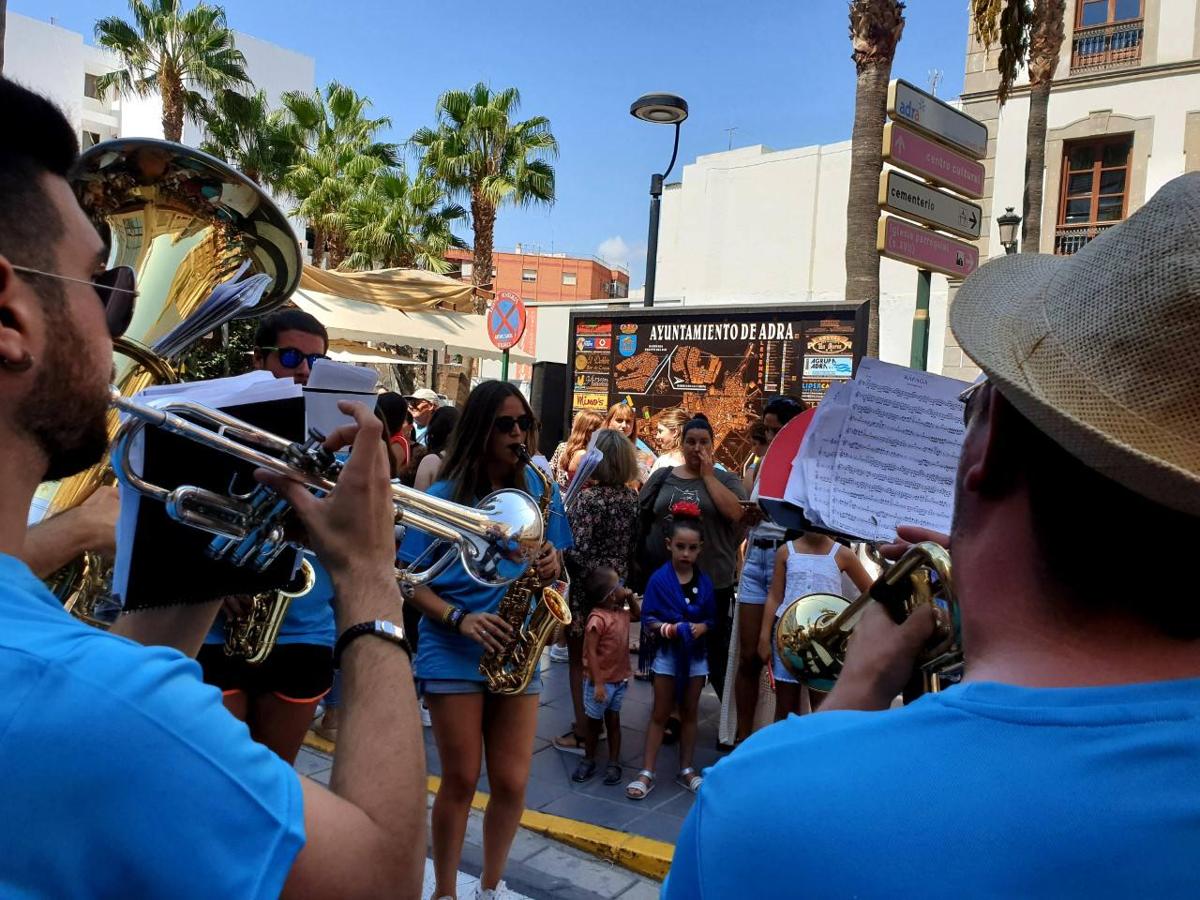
[333, 619, 412, 669]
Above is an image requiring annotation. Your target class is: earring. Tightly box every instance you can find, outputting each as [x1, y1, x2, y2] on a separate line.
[0, 351, 33, 372]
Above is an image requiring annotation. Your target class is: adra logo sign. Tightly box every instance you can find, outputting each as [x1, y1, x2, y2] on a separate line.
[897, 97, 925, 123]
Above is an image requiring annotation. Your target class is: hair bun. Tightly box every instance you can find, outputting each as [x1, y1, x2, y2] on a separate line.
[669, 500, 702, 519]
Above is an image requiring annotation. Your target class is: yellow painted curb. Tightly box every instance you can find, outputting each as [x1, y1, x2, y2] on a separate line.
[303, 731, 672, 880]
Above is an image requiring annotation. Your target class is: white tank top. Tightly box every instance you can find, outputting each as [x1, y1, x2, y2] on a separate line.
[778, 542, 844, 618]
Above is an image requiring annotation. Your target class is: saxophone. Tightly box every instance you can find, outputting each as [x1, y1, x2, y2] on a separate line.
[223, 559, 317, 664]
[479, 447, 572, 694]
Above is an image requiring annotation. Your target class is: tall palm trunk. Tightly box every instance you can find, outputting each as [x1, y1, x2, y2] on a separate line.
[1021, 0, 1065, 253]
[0, 0, 8, 73]
[310, 225, 326, 269]
[471, 190, 496, 315]
[846, 1, 906, 359]
[159, 71, 185, 142]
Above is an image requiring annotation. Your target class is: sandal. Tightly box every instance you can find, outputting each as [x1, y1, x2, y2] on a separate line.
[552, 729, 586, 755]
[572, 759, 598, 783]
[676, 767, 703, 793]
[603, 763, 623, 786]
[626, 769, 655, 800]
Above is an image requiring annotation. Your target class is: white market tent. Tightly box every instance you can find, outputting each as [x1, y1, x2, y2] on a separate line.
[292, 287, 535, 365]
[326, 339, 423, 366]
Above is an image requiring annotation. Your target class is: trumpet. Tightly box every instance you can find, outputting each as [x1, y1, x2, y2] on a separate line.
[774, 542, 960, 694]
[109, 389, 545, 589]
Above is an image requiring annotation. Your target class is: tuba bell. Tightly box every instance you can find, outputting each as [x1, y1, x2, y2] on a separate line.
[775, 542, 960, 694]
[37, 139, 301, 623]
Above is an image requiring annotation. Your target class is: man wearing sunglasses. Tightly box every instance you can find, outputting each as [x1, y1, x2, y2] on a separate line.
[0, 78, 425, 897]
[253, 309, 329, 386]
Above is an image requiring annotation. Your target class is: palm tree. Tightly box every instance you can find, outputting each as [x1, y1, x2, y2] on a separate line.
[338, 167, 467, 272]
[411, 83, 557, 313]
[95, 0, 250, 143]
[281, 82, 398, 269]
[845, 0, 906, 358]
[971, 0, 1066, 253]
[199, 88, 295, 187]
[1, 0, 8, 73]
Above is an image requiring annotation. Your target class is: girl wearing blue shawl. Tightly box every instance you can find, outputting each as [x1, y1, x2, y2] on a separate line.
[627, 502, 714, 800]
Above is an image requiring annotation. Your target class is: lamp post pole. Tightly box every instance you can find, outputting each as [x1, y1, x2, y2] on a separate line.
[630, 93, 688, 308]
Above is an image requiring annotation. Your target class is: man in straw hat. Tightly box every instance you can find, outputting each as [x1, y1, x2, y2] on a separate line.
[665, 173, 1200, 897]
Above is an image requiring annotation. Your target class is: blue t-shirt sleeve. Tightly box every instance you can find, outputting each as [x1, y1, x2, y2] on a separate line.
[398, 479, 455, 566]
[663, 792, 706, 899]
[545, 478, 574, 551]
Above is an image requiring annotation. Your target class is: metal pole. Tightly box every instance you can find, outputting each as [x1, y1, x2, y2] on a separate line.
[910, 269, 931, 371]
[643, 175, 662, 307]
[501, 348, 510, 382]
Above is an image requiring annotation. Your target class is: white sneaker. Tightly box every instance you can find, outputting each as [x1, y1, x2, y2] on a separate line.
[475, 881, 510, 899]
[548, 645, 570, 663]
[420, 700, 432, 728]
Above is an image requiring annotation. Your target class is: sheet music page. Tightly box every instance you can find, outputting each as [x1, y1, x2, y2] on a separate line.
[304, 359, 379, 439]
[824, 359, 967, 542]
[785, 381, 849, 525]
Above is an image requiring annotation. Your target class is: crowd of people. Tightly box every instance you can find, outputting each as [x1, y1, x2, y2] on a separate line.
[3, 76, 1199, 899]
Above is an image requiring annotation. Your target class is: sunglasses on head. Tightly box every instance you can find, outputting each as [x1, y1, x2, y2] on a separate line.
[493, 414, 534, 434]
[11, 264, 137, 338]
[260, 346, 329, 370]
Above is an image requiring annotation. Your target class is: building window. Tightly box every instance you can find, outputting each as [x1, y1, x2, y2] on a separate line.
[1055, 135, 1132, 254]
[83, 73, 102, 100]
[82, 130, 101, 148]
[1072, 0, 1143, 72]
[460, 261, 473, 279]
[562, 272, 577, 286]
[521, 268, 537, 282]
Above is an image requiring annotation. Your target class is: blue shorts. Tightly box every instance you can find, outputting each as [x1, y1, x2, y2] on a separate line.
[582, 678, 628, 719]
[737, 544, 779, 605]
[419, 674, 542, 696]
[651, 650, 708, 679]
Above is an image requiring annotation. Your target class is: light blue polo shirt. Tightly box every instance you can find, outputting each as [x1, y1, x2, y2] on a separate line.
[665, 678, 1200, 898]
[399, 468, 573, 682]
[0, 554, 305, 896]
[204, 552, 336, 647]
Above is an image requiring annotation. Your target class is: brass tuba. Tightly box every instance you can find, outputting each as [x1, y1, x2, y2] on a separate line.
[775, 542, 960, 694]
[479, 447, 572, 694]
[38, 139, 301, 622]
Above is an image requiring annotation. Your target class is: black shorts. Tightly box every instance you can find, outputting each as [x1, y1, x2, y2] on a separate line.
[197, 642, 334, 701]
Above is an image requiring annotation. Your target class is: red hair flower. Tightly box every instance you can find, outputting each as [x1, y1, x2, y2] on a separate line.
[670, 501, 701, 519]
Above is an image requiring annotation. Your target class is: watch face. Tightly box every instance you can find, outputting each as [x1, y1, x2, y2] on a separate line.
[378, 620, 403, 638]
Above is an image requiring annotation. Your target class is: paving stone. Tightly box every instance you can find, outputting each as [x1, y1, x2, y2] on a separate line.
[539, 793, 644, 831]
[520, 845, 637, 898]
[294, 748, 331, 777]
[623, 810, 686, 845]
[615, 880, 664, 899]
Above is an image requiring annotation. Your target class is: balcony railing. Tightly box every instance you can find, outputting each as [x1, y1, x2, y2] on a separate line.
[1071, 20, 1144, 73]
[1054, 222, 1116, 255]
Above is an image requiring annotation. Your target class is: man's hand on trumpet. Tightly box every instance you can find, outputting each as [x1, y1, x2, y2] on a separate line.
[820, 525, 949, 713]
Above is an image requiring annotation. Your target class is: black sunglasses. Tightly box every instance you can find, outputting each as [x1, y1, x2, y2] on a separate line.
[493, 414, 534, 434]
[11, 264, 137, 338]
[958, 377, 988, 428]
[261, 346, 329, 370]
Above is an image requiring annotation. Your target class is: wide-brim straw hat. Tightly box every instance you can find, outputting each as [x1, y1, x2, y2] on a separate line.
[950, 172, 1200, 516]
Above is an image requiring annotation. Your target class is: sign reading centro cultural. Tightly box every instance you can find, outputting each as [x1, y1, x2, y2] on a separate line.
[883, 122, 985, 200]
[567, 303, 867, 469]
[887, 78, 988, 159]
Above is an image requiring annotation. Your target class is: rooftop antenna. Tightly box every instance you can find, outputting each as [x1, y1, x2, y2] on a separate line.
[927, 69, 944, 97]
[724, 126, 738, 151]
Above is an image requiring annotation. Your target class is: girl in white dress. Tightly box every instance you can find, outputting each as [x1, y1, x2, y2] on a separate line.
[758, 532, 872, 719]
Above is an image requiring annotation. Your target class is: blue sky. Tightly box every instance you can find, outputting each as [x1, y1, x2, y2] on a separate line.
[17, 0, 970, 287]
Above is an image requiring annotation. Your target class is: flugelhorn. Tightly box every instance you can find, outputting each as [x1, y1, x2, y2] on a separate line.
[109, 391, 545, 588]
[774, 542, 960, 694]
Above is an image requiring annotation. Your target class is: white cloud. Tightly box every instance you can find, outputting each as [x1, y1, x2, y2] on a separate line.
[597, 235, 632, 267]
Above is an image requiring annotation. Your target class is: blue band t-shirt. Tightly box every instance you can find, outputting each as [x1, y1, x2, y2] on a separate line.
[0, 554, 305, 897]
[399, 467, 573, 682]
[665, 677, 1200, 899]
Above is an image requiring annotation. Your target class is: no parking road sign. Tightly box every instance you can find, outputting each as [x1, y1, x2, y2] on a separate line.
[488, 291, 527, 351]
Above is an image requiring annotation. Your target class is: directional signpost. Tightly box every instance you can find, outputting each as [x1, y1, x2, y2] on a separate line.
[488, 290, 527, 381]
[877, 79, 988, 370]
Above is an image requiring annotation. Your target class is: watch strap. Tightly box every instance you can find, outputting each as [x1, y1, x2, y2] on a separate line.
[333, 619, 412, 669]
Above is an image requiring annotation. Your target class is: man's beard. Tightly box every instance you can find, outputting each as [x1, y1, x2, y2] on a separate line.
[16, 306, 111, 482]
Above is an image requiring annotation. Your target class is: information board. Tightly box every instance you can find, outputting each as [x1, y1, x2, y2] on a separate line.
[567, 303, 866, 469]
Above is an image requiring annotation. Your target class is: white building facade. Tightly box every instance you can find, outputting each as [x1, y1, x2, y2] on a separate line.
[944, 0, 1200, 380]
[653, 142, 952, 373]
[4, 13, 315, 148]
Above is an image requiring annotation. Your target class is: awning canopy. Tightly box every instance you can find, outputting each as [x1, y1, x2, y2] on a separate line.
[299, 265, 477, 313]
[327, 339, 423, 366]
[293, 287, 534, 364]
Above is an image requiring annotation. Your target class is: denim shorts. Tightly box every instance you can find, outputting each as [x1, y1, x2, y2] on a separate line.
[419, 674, 542, 696]
[737, 544, 778, 605]
[650, 650, 708, 679]
[582, 678, 628, 719]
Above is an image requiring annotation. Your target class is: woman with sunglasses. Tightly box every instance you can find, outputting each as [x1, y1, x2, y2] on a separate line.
[400, 380, 572, 900]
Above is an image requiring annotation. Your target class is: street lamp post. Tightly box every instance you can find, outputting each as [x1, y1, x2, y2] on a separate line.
[630, 93, 688, 307]
[997, 206, 1022, 255]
